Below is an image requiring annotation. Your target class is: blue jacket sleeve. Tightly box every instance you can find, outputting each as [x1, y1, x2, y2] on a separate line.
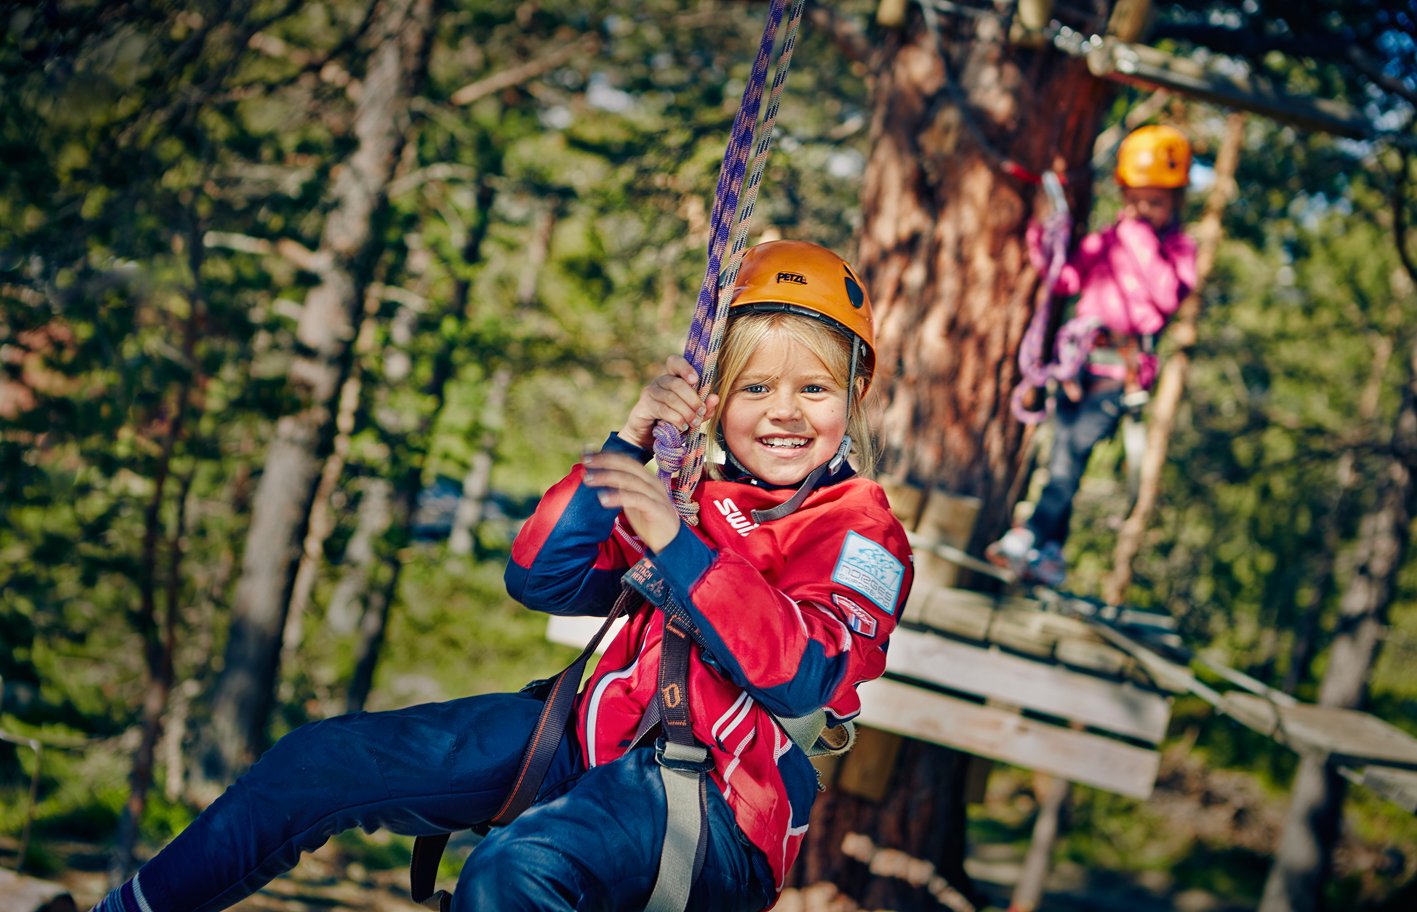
[504, 433, 651, 616]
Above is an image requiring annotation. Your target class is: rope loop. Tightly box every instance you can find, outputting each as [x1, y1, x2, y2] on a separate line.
[1010, 172, 1078, 424]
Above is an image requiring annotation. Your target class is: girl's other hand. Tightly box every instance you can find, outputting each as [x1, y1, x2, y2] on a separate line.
[581, 451, 683, 553]
[617, 354, 719, 451]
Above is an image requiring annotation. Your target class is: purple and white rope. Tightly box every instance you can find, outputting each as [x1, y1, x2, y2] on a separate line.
[1009, 178, 1078, 424]
[654, 0, 806, 523]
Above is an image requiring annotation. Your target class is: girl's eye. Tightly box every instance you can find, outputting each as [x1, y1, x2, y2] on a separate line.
[803, 384, 832, 395]
[741, 383, 769, 395]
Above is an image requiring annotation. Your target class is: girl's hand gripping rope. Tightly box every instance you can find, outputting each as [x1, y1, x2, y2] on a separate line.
[582, 451, 683, 553]
[591, 355, 720, 552]
[617, 354, 719, 452]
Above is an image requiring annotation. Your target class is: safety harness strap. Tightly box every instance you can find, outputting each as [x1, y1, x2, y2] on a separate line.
[408, 588, 634, 911]
[408, 832, 452, 912]
[645, 612, 712, 912]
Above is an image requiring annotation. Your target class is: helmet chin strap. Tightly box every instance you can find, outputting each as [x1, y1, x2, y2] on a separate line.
[750, 336, 861, 524]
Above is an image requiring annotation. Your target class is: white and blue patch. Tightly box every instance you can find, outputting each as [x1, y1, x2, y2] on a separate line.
[831, 531, 904, 615]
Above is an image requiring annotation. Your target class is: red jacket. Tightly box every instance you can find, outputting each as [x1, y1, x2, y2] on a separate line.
[506, 435, 912, 892]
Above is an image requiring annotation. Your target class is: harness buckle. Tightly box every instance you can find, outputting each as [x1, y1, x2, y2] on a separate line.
[654, 736, 714, 773]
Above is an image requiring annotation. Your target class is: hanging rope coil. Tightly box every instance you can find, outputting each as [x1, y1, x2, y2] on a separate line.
[653, 0, 807, 523]
[1009, 171, 1084, 424]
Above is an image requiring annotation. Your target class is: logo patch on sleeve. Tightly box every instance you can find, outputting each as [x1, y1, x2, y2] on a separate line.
[832, 593, 877, 637]
[831, 531, 904, 615]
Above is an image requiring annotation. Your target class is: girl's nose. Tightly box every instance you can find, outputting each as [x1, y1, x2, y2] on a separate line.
[767, 392, 801, 420]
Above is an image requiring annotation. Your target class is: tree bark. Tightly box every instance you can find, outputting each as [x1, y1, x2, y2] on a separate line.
[795, 8, 1114, 907]
[199, 0, 436, 788]
[1259, 334, 1417, 912]
[341, 178, 497, 709]
[1283, 330, 1391, 694]
[448, 200, 558, 555]
[1102, 111, 1244, 606]
[112, 221, 206, 877]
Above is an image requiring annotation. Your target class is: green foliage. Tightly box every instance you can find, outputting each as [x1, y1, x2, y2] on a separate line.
[1, 0, 1415, 903]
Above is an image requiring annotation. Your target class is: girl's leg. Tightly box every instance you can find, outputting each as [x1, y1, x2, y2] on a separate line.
[1027, 388, 1123, 546]
[452, 746, 775, 912]
[99, 691, 555, 912]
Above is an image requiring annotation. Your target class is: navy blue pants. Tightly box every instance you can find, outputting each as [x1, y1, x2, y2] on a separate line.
[1027, 385, 1125, 547]
[127, 692, 775, 912]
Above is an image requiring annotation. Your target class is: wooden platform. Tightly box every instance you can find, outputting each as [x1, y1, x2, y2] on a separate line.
[1219, 693, 1417, 769]
[547, 579, 1175, 800]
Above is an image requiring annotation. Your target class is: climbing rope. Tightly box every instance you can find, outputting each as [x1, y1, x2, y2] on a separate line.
[653, 0, 807, 524]
[1009, 171, 1083, 424]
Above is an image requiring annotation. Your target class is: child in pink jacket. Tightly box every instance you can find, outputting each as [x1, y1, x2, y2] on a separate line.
[990, 125, 1198, 587]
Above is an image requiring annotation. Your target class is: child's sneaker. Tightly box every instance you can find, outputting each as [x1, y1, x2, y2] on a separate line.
[986, 526, 1035, 577]
[1026, 541, 1067, 588]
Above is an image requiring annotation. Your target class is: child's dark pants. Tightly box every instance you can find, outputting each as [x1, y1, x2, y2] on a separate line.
[1027, 385, 1125, 547]
[124, 692, 773, 912]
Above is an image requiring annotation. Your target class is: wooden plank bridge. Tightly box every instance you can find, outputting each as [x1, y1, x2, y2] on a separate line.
[549, 483, 1417, 814]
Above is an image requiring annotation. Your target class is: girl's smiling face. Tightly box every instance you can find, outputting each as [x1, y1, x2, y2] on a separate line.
[1123, 185, 1179, 230]
[719, 327, 848, 486]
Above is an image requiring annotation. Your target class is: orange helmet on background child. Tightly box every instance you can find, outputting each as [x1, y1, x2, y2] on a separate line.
[728, 239, 877, 390]
[1115, 125, 1192, 189]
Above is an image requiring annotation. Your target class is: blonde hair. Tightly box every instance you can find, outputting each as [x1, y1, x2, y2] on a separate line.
[705, 311, 876, 480]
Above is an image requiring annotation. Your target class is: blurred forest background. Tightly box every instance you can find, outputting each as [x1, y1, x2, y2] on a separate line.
[2, 1, 1417, 910]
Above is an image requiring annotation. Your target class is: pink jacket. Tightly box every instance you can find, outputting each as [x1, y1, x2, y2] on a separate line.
[1030, 215, 1197, 337]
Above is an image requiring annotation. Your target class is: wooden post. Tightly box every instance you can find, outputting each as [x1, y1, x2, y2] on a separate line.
[913, 489, 982, 591]
[1103, 112, 1245, 606]
[1008, 774, 1072, 912]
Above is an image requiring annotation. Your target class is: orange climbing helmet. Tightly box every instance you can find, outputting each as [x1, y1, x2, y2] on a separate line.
[729, 239, 876, 382]
[1115, 125, 1192, 189]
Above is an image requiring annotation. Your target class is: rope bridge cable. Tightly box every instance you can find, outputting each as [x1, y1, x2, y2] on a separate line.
[653, 0, 807, 524]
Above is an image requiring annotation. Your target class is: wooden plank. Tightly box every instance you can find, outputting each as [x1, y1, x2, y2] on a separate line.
[913, 550, 963, 592]
[1221, 693, 1417, 769]
[912, 586, 996, 639]
[916, 489, 981, 550]
[547, 614, 625, 650]
[878, 479, 924, 531]
[858, 677, 1160, 799]
[905, 531, 1014, 584]
[910, 586, 1143, 677]
[1055, 637, 1130, 677]
[1352, 766, 1417, 815]
[885, 628, 1171, 744]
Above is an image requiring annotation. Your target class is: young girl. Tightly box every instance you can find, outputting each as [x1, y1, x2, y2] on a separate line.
[94, 239, 912, 912]
[989, 125, 1198, 587]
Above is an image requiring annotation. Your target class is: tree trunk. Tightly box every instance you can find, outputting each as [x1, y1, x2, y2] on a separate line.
[446, 369, 508, 555]
[327, 475, 393, 634]
[345, 474, 413, 713]
[1102, 111, 1244, 606]
[199, 0, 435, 788]
[112, 223, 206, 876]
[341, 179, 497, 709]
[795, 8, 1115, 907]
[282, 331, 367, 661]
[448, 200, 558, 555]
[1284, 330, 1391, 694]
[1259, 335, 1417, 912]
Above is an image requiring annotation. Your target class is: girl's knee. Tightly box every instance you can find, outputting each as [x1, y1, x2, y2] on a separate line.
[452, 835, 602, 912]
